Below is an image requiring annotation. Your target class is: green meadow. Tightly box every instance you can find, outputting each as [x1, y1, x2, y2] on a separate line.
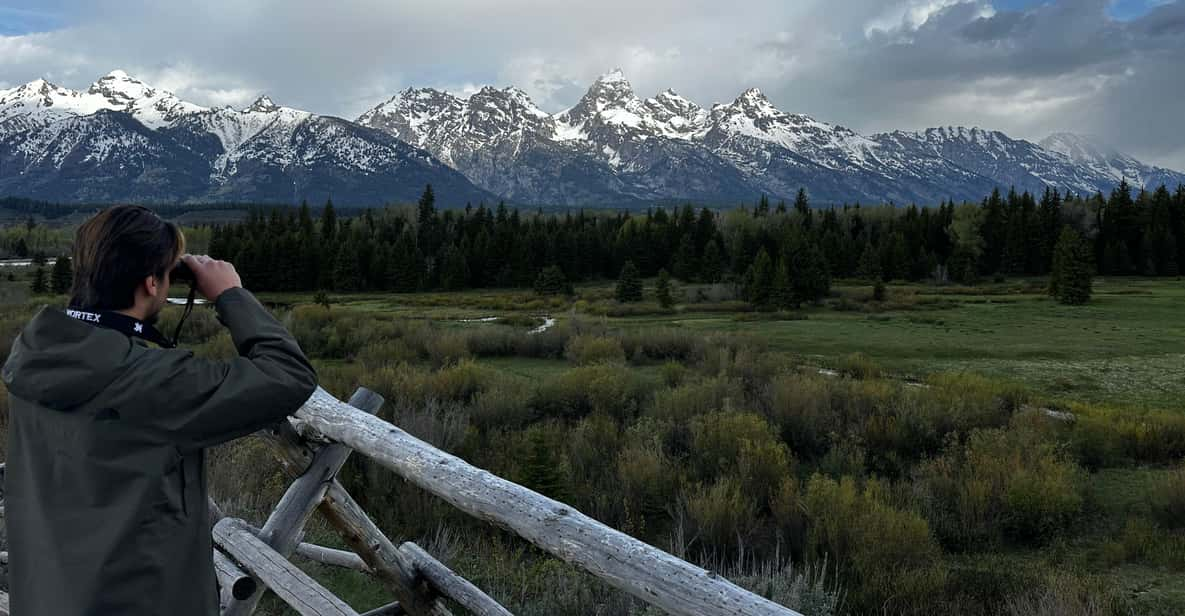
[2, 275, 1183, 615]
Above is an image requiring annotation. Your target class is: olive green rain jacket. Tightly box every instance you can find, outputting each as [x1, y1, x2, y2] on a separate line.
[2, 287, 318, 615]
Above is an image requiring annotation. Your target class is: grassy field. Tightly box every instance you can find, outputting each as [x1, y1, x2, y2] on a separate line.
[300, 276, 1185, 410]
[255, 277, 1185, 613]
[7, 273, 1182, 615]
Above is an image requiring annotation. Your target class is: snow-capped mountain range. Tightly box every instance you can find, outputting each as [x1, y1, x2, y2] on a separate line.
[0, 71, 490, 205]
[2, 69, 1182, 207]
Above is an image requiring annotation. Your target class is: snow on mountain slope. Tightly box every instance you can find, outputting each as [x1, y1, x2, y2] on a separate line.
[1040, 133, 1185, 191]
[874, 127, 1117, 197]
[4, 68, 1181, 207]
[0, 71, 492, 205]
[357, 70, 1019, 204]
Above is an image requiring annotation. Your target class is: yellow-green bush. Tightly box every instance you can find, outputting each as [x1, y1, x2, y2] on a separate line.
[564, 334, 626, 365]
[530, 364, 649, 421]
[365, 359, 494, 407]
[690, 411, 793, 509]
[423, 331, 473, 368]
[469, 380, 535, 430]
[1069, 403, 1185, 466]
[616, 443, 680, 531]
[1149, 467, 1185, 530]
[688, 476, 758, 553]
[767, 374, 837, 458]
[803, 474, 947, 614]
[833, 352, 882, 380]
[650, 376, 742, 422]
[914, 427, 1084, 548]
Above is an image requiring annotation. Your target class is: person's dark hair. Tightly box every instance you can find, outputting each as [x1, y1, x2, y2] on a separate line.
[70, 205, 186, 311]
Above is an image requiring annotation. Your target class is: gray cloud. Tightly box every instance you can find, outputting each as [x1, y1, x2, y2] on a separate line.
[0, 0, 1182, 169]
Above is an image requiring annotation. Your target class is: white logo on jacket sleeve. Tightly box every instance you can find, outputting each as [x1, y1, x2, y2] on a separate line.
[134, 323, 143, 333]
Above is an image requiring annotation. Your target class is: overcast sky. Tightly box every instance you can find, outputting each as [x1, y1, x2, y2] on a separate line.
[1, 0, 1182, 169]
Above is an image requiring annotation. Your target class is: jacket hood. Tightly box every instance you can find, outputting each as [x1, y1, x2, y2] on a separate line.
[2, 306, 137, 410]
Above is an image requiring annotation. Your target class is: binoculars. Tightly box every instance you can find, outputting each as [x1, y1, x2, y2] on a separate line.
[170, 260, 196, 283]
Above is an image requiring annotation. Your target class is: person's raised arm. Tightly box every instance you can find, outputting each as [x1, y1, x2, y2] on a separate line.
[127, 256, 318, 452]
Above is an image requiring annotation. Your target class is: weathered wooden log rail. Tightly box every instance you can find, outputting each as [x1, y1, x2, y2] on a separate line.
[0, 388, 801, 616]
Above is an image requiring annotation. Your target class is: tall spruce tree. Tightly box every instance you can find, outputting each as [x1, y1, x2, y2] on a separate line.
[520, 429, 568, 501]
[701, 240, 725, 283]
[533, 265, 572, 296]
[655, 269, 674, 308]
[438, 243, 469, 291]
[29, 266, 47, 294]
[616, 260, 643, 302]
[50, 256, 72, 294]
[743, 248, 774, 306]
[770, 259, 793, 309]
[1050, 227, 1093, 305]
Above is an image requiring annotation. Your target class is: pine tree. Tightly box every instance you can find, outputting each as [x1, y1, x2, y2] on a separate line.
[417, 184, 438, 256]
[438, 244, 469, 291]
[387, 232, 423, 292]
[520, 429, 568, 501]
[50, 256, 72, 295]
[701, 240, 725, 283]
[671, 235, 698, 281]
[319, 199, 337, 245]
[655, 269, 674, 308]
[29, 266, 47, 294]
[1050, 227, 1093, 305]
[743, 248, 774, 306]
[616, 261, 643, 302]
[770, 259, 793, 309]
[790, 241, 831, 304]
[756, 194, 770, 217]
[533, 265, 572, 296]
[332, 241, 363, 292]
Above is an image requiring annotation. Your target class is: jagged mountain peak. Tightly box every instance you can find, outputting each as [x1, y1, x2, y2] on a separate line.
[643, 89, 707, 135]
[88, 70, 157, 106]
[247, 95, 280, 113]
[597, 68, 628, 84]
[468, 85, 549, 119]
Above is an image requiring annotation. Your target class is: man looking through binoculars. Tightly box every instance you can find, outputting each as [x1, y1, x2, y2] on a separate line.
[3, 204, 318, 615]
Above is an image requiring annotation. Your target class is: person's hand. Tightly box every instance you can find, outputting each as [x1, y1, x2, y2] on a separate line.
[181, 254, 242, 301]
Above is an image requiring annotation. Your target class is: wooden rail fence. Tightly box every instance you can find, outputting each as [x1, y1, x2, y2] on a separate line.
[0, 387, 803, 616]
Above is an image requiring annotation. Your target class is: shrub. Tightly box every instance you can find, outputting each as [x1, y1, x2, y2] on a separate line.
[619, 328, 706, 364]
[726, 559, 841, 616]
[531, 364, 649, 422]
[834, 352, 882, 380]
[1102, 517, 1185, 570]
[469, 380, 535, 430]
[688, 476, 757, 554]
[690, 411, 793, 509]
[659, 360, 687, 387]
[803, 474, 946, 614]
[564, 335, 626, 365]
[767, 374, 837, 458]
[650, 376, 741, 423]
[616, 443, 680, 532]
[1149, 467, 1185, 530]
[1070, 404, 1185, 465]
[1004, 572, 1123, 616]
[914, 428, 1084, 548]
[565, 414, 623, 510]
[423, 331, 472, 368]
[367, 359, 493, 407]
[355, 338, 418, 368]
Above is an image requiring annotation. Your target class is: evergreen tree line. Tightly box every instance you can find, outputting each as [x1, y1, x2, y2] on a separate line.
[205, 182, 1185, 301]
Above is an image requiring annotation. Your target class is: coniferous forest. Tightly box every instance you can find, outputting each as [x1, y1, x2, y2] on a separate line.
[209, 182, 1185, 305]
